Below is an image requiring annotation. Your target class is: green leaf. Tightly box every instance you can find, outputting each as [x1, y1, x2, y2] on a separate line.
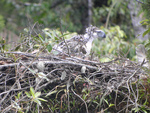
[0, 38, 6, 50]
[143, 28, 150, 37]
[37, 72, 49, 81]
[104, 99, 109, 105]
[59, 33, 70, 38]
[34, 92, 41, 98]
[34, 44, 41, 48]
[92, 100, 99, 105]
[141, 22, 149, 25]
[38, 34, 44, 41]
[46, 44, 52, 52]
[38, 98, 47, 102]
[14, 45, 21, 51]
[46, 90, 57, 97]
[45, 38, 48, 43]
[132, 107, 140, 112]
[30, 87, 35, 98]
[72, 99, 75, 106]
[34, 99, 42, 106]
[140, 19, 150, 24]
[43, 30, 52, 38]
[143, 99, 148, 106]
[25, 91, 31, 98]
[17, 92, 22, 99]
[145, 42, 150, 48]
[109, 104, 114, 107]
[143, 110, 147, 113]
[55, 36, 59, 40]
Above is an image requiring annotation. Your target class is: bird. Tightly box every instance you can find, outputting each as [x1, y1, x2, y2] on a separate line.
[53, 25, 106, 57]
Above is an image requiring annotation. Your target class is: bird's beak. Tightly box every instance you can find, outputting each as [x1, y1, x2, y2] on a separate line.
[96, 30, 106, 40]
[102, 33, 106, 38]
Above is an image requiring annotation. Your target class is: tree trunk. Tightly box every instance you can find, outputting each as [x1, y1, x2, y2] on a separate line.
[127, 0, 149, 40]
[80, 0, 93, 33]
[88, 0, 92, 26]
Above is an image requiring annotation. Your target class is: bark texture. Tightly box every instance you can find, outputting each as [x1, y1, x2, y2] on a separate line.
[128, 0, 149, 40]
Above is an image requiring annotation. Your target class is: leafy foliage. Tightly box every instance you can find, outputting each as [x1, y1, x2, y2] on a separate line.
[0, 37, 6, 52]
[140, 0, 150, 18]
[18, 26, 77, 53]
[25, 87, 47, 107]
[93, 0, 134, 40]
[92, 26, 139, 61]
[0, 0, 134, 38]
[138, 0, 150, 60]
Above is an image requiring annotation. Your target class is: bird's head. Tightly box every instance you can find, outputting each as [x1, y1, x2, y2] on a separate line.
[85, 26, 106, 40]
[94, 29, 106, 40]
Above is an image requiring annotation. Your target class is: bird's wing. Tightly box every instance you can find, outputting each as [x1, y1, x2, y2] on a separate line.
[57, 35, 87, 55]
[53, 26, 104, 56]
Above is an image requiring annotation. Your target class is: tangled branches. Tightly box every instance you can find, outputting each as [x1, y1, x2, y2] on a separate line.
[0, 51, 149, 113]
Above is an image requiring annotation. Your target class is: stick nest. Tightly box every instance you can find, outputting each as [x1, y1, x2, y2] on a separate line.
[0, 52, 149, 113]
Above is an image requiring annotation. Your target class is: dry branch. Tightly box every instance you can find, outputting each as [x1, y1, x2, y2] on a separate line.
[0, 51, 148, 112]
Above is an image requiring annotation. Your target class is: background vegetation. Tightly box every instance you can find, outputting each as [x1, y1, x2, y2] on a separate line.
[0, 0, 134, 35]
[0, 0, 144, 60]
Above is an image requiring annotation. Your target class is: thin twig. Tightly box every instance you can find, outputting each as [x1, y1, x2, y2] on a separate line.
[0, 60, 98, 71]
[59, 18, 70, 56]
[71, 88, 89, 113]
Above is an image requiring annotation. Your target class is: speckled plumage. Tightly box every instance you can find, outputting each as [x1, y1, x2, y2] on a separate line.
[54, 26, 106, 57]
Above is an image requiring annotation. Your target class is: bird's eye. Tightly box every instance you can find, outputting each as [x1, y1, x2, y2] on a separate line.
[97, 31, 102, 33]
[97, 31, 102, 35]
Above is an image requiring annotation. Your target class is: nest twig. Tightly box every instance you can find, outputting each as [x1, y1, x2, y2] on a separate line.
[0, 51, 148, 112]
